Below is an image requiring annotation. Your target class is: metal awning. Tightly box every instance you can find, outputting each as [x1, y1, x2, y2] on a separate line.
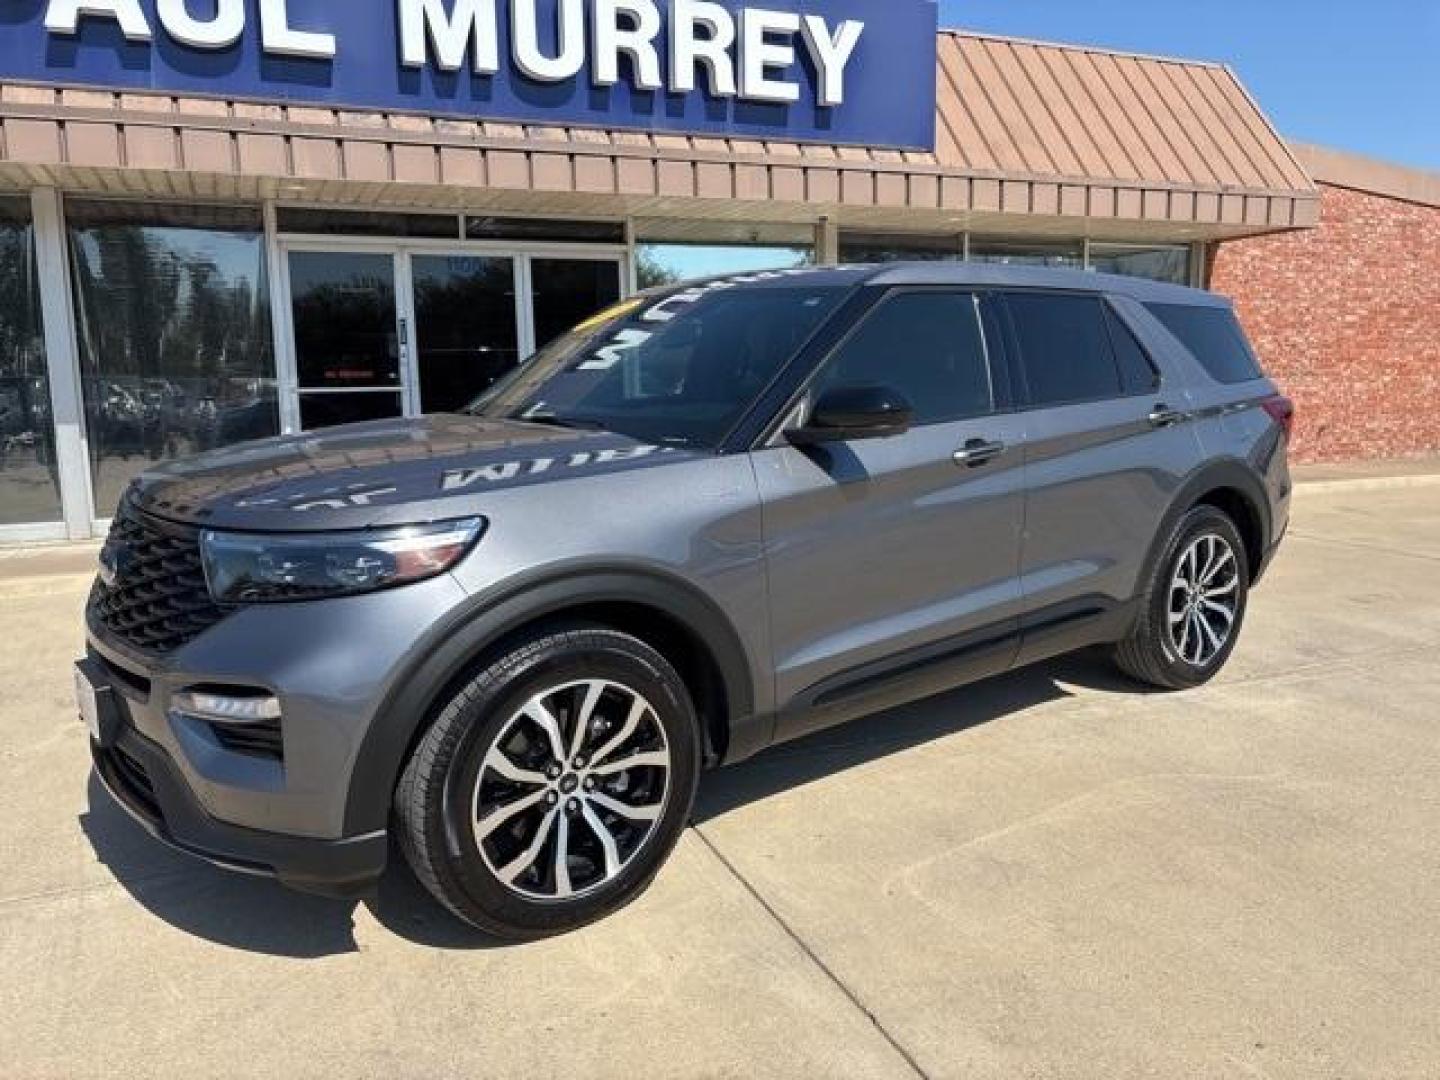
[0, 31, 1317, 242]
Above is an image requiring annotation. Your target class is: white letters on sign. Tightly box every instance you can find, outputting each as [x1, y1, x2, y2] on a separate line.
[511, 0, 586, 82]
[592, 0, 664, 91]
[41, 0, 866, 106]
[44, 0, 152, 41]
[399, 0, 501, 74]
[669, 0, 737, 97]
[259, 0, 336, 59]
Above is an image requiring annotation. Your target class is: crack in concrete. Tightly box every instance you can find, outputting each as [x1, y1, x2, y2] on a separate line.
[691, 825, 932, 1080]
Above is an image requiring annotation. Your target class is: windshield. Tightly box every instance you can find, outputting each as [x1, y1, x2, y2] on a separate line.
[468, 280, 849, 448]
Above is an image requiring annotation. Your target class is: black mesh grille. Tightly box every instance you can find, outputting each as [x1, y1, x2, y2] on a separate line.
[91, 503, 230, 655]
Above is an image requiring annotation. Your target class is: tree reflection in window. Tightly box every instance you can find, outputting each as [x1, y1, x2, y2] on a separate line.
[66, 201, 279, 517]
[0, 197, 61, 527]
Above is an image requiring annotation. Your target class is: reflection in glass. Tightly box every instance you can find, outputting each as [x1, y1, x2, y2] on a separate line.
[465, 217, 624, 244]
[634, 244, 812, 290]
[289, 252, 400, 390]
[530, 259, 622, 351]
[413, 255, 519, 413]
[839, 232, 963, 263]
[289, 251, 406, 432]
[276, 208, 459, 239]
[968, 240, 1083, 268]
[1088, 245, 1190, 285]
[67, 200, 279, 517]
[0, 197, 62, 527]
[298, 391, 403, 430]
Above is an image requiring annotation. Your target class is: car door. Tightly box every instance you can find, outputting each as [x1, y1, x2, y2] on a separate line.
[753, 288, 1028, 742]
[1000, 290, 1206, 665]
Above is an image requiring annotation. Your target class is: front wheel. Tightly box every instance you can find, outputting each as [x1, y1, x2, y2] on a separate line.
[1115, 506, 1251, 690]
[395, 626, 700, 940]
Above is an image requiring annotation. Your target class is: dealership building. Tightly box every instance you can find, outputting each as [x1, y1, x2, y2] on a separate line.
[0, 0, 1433, 543]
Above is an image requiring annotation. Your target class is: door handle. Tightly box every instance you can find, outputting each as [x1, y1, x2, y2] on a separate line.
[1148, 404, 1185, 428]
[953, 438, 1006, 468]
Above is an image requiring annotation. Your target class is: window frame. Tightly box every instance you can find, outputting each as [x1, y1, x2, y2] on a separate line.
[792, 285, 1012, 432]
[998, 288, 1164, 412]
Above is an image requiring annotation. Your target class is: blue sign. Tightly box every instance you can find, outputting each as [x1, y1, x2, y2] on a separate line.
[1, 0, 938, 150]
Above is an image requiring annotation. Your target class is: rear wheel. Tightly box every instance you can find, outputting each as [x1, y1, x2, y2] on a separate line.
[1115, 506, 1250, 690]
[395, 626, 700, 940]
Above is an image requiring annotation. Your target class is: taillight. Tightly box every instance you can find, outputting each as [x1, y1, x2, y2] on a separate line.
[1261, 395, 1295, 439]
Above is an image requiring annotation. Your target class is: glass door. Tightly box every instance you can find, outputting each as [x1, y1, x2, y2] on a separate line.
[282, 245, 626, 431]
[286, 249, 405, 430]
[530, 257, 624, 351]
[410, 254, 520, 413]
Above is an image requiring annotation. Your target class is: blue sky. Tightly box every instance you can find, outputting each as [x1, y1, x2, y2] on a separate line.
[936, 0, 1440, 171]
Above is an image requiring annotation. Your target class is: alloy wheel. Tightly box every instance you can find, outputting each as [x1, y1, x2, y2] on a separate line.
[472, 679, 671, 901]
[1167, 533, 1240, 667]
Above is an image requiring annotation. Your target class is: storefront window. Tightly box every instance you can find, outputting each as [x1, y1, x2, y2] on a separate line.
[0, 196, 61, 528]
[531, 259, 623, 349]
[839, 232, 963, 263]
[635, 244, 812, 290]
[67, 201, 279, 517]
[1088, 245, 1191, 285]
[968, 240, 1084, 268]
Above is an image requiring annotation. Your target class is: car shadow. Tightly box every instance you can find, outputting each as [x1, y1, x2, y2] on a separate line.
[694, 647, 1136, 823]
[80, 648, 1141, 957]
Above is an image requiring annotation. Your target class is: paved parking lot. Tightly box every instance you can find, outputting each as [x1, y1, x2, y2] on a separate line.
[3, 481, 1439, 1079]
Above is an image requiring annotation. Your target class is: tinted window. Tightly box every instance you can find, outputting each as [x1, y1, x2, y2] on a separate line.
[0, 196, 61, 526]
[474, 283, 846, 449]
[817, 291, 993, 425]
[839, 233, 962, 263]
[531, 259, 622, 350]
[276, 207, 460, 238]
[1006, 293, 1122, 406]
[67, 200, 279, 515]
[1104, 305, 1160, 394]
[1146, 303, 1263, 384]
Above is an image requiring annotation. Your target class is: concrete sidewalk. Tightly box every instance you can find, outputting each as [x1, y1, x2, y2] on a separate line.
[3, 485, 1439, 1078]
[1293, 454, 1440, 491]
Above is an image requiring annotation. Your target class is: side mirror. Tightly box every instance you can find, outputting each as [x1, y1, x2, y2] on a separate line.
[785, 384, 915, 446]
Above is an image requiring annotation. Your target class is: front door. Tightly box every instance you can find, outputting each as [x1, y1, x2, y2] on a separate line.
[287, 249, 407, 430]
[284, 247, 623, 430]
[756, 289, 1028, 741]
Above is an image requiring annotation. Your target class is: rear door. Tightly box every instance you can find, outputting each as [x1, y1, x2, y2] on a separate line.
[1000, 290, 1204, 663]
[754, 289, 1028, 740]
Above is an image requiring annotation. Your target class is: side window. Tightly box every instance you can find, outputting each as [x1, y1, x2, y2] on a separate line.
[1145, 302, 1264, 384]
[815, 291, 994, 425]
[1005, 292, 1123, 407]
[1104, 304, 1161, 394]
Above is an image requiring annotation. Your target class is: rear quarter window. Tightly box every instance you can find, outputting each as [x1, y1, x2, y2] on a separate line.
[1146, 303, 1264, 384]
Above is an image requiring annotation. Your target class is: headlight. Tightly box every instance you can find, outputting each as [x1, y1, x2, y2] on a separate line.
[200, 518, 485, 604]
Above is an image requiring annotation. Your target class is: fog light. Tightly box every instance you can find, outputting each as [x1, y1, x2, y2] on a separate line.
[171, 690, 281, 725]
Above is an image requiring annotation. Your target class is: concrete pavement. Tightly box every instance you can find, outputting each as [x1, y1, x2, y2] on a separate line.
[3, 484, 1439, 1078]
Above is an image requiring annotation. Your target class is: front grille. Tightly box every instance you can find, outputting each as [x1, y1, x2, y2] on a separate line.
[91, 502, 230, 655]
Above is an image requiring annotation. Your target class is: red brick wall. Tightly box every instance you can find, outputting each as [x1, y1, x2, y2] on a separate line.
[1209, 183, 1440, 463]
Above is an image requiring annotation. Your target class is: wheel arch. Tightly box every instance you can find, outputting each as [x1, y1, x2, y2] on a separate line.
[1132, 460, 1273, 620]
[343, 566, 759, 836]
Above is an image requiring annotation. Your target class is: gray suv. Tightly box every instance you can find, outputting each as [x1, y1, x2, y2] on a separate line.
[77, 264, 1292, 939]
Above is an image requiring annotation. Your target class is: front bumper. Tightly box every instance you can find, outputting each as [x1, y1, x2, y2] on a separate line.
[92, 720, 387, 897]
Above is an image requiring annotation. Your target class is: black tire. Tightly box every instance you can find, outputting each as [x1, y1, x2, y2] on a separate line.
[1114, 505, 1251, 690]
[395, 625, 700, 940]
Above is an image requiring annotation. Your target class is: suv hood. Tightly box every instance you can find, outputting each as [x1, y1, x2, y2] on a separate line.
[128, 415, 697, 532]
